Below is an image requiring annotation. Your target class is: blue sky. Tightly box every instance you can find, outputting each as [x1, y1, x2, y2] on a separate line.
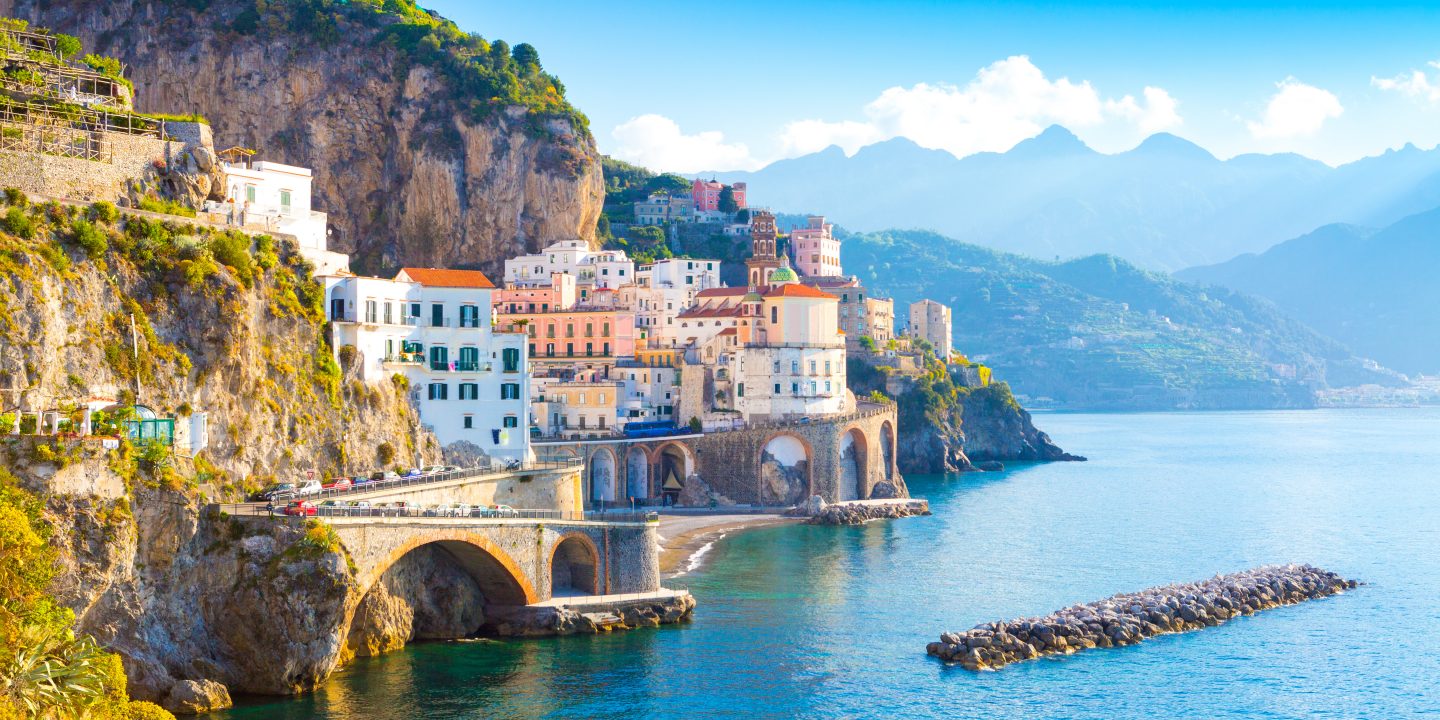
[425, 1, 1440, 171]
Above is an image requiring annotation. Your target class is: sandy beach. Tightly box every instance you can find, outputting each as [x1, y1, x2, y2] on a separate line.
[657, 513, 800, 577]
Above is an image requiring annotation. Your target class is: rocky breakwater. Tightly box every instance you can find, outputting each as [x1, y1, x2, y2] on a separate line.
[485, 593, 696, 637]
[927, 564, 1358, 670]
[795, 497, 932, 525]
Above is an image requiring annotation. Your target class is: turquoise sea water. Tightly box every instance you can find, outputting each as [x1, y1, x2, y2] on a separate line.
[224, 409, 1440, 719]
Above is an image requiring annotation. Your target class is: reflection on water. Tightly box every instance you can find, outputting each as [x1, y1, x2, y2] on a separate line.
[224, 409, 1440, 720]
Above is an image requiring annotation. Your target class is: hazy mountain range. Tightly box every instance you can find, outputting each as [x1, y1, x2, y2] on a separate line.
[1179, 207, 1440, 376]
[703, 127, 1440, 272]
[840, 229, 1403, 410]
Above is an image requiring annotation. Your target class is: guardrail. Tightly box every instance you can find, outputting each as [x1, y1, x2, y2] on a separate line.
[226, 503, 657, 524]
[260, 459, 583, 503]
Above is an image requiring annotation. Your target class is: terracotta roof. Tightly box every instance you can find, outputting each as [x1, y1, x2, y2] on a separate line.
[764, 284, 837, 300]
[398, 267, 496, 289]
[696, 287, 749, 298]
[718, 327, 738, 336]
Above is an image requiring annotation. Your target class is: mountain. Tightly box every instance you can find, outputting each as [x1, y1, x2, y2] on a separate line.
[841, 229, 1403, 410]
[5, 0, 604, 275]
[1178, 207, 1440, 375]
[704, 128, 1440, 272]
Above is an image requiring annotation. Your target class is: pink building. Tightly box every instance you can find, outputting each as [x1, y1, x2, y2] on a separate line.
[691, 179, 746, 212]
[789, 215, 842, 277]
[498, 308, 637, 364]
[493, 273, 577, 314]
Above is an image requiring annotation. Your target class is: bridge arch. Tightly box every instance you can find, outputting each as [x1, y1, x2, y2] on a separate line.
[625, 446, 652, 501]
[356, 530, 538, 607]
[880, 420, 896, 482]
[588, 447, 618, 504]
[550, 532, 600, 595]
[654, 442, 694, 501]
[841, 427, 869, 500]
[759, 432, 813, 505]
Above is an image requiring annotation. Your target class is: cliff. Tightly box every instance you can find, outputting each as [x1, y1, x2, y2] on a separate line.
[3, 0, 604, 275]
[0, 195, 452, 706]
[848, 356, 1081, 474]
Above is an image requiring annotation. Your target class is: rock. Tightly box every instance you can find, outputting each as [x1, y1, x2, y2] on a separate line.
[928, 564, 1358, 671]
[162, 679, 232, 715]
[805, 499, 930, 525]
[799, 495, 827, 516]
[975, 460, 1005, 472]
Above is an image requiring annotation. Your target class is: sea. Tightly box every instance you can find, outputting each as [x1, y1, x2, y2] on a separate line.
[222, 409, 1440, 719]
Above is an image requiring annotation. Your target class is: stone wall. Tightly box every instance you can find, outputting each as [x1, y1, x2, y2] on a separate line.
[685, 402, 903, 506]
[0, 122, 214, 204]
[334, 467, 584, 515]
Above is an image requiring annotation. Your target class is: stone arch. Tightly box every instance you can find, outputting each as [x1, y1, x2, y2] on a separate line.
[654, 442, 694, 502]
[550, 532, 600, 596]
[625, 446, 652, 501]
[759, 432, 813, 506]
[356, 531, 538, 607]
[841, 427, 869, 501]
[588, 447, 618, 504]
[881, 420, 896, 482]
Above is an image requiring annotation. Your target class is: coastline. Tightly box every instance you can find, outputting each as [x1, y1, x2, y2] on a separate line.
[658, 514, 800, 578]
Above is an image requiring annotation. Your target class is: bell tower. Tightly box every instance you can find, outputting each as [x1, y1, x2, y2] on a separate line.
[746, 210, 781, 288]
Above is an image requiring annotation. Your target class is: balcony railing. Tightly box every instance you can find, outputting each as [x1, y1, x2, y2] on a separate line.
[384, 353, 424, 364]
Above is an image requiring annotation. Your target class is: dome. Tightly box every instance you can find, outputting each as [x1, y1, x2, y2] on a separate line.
[768, 256, 798, 285]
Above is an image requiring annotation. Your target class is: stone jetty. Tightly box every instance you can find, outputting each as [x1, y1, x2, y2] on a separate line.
[800, 498, 931, 525]
[927, 564, 1357, 670]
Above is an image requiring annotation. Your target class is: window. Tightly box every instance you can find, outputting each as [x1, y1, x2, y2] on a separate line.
[791, 360, 799, 373]
[602, 322, 610, 337]
[459, 305, 480, 328]
[546, 343, 555, 357]
[810, 361, 817, 374]
[599, 393, 607, 404]
[503, 415, 518, 428]
[431, 303, 444, 327]
[428, 383, 448, 400]
[245, 185, 256, 203]
[364, 300, 377, 323]
[566, 324, 575, 338]
[825, 381, 832, 393]
[279, 189, 292, 211]
[410, 302, 421, 319]
[383, 302, 393, 325]
[459, 383, 478, 400]
[458, 347, 479, 371]
[463, 416, 473, 429]
[585, 343, 593, 356]
[825, 360, 832, 374]
[791, 382, 799, 395]
[737, 383, 745, 397]
[502, 347, 520, 373]
[579, 393, 587, 404]
[603, 342, 610, 355]
[771, 306, 778, 323]
[585, 323, 594, 337]
[429, 346, 448, 371]
[566, 343, 574, 357]
[774, 383, 781, 394]
[501, 383, 520, 400]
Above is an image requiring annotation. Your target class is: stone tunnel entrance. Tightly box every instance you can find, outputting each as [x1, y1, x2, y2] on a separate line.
[345, 538, 533, 658]
[551, 535, 600, 596]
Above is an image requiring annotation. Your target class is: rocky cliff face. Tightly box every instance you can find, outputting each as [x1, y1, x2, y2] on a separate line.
[4, 0, 604, 275]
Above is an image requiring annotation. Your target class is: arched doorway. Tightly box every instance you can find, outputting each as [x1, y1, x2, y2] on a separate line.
[626, 447, 651, 502]
[589, 449, 617, 505]
[841, 428, 869, 501]
[655, 443, 693, 505]
[759, 434, 811, 506]
[551, 534, 599, 596]
[881, 420, 895, 481]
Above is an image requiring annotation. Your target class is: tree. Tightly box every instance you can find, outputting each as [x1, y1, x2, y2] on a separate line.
[54, 34, 82, 60]
[718, 185, 738, 213]
[688, 417, 702, 433]
[511, 43, 540, 72]
[735, 208, 750, 223]
[859, 336, 876, 352]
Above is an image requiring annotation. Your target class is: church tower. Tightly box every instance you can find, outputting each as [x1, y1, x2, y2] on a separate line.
[746, 210, 781, 288]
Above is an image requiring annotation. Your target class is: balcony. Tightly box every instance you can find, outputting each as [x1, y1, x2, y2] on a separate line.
[384, 353, 424, 365]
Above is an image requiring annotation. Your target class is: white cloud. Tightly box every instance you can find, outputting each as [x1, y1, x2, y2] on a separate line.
[775, 56, 1181, 159]
[609, 114, 759, 173]
[1104, 87, 1183, 134]
[1247, 79, 1343, 140]
[1372, 61, 1440, 104]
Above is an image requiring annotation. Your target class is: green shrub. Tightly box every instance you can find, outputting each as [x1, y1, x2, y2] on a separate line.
[207, 231, 256, 287]
[89, 201, 120, 224]
[136, 196, 196, 218]
[55, 33, 83, 59]
[72, 219, 107, 258]
[2, 187, 27, 207]
[1, 207, 33, 239]
[377, 441, 396, 466]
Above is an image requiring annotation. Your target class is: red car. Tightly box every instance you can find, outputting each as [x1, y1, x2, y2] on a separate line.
[283, 500, 317, 517]
[324, 477, 352, 491]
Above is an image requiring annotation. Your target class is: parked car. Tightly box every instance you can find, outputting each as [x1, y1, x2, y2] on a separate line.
[283, 501, 317, 517]
[369, 471, 401, 483]
[294, 480, 323, 496]
[251, 483, 295, 501]
[324, 477, 352, 491]
[351, 476, 375, 488]
[404, 468, 423, 478]
[421, 465, 448, 476]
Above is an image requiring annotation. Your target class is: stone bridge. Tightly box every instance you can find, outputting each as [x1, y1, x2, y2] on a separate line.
[536, 401, 902, 508]
[329, 516, 660, 607]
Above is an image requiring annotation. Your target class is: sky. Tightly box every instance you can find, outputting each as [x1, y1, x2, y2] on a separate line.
[424, 1, 1440, 172]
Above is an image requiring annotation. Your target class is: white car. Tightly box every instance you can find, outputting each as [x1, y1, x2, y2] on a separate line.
[295, 480, 323, 496]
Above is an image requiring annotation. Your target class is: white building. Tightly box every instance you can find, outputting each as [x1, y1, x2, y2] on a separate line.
[503, 240, 635, 294]
[328, 267, 530, 463]
[909, 298, 953, 362]
[217, 160, 349, 275]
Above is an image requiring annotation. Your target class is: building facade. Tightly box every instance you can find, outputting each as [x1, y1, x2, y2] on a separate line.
[503, 240, 636, 293]
[909, 299, 953, 361]
[789, 215, 842, 277]
[691, 179, 746, 213]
